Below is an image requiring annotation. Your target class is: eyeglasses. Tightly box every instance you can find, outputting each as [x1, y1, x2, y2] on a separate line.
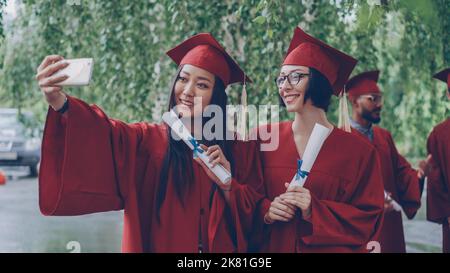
[275, 72, 309, 88]
[360, 94, 384, 104]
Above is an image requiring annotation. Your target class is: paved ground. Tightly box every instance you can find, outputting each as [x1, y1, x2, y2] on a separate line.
[403, 186, 442, 253]
[0, 176, 123, 253]
[0, 176, 443, 253]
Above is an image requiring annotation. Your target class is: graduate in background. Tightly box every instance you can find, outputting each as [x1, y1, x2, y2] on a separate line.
[426, 68, 450, 253]
[251, 27, 384, 253]
[34, 33, 264, 253]
[346, 70, 430, 253]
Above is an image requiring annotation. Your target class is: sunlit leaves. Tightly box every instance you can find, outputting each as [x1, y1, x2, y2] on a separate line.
[0, 0, 448, 159]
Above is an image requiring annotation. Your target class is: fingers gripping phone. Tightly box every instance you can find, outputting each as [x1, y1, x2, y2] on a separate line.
[53, 58, 94, 86]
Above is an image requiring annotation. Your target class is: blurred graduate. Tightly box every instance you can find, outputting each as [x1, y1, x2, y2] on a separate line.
[426, 68, 450, 253]
[346, 70, 430, 253]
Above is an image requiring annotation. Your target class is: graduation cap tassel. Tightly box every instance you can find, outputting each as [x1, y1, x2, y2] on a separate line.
[338, 86, 351, 133]
[238, 77, 248, 141]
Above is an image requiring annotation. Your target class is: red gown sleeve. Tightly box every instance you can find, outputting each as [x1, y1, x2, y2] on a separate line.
[208, 141, 265, 252]
[426, 129, 450, 224]
[247, 183, 271, 252]
[39, 96, 147, 216]
[300, 147, 384, 247]
[386, 132, 422, 219]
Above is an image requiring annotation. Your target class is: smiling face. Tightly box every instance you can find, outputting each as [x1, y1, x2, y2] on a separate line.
[278, 65, 310, 113]
[174, 64, 215, 118]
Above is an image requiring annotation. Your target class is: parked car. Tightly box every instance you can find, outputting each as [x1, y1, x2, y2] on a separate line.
[0, 108, 42, 177]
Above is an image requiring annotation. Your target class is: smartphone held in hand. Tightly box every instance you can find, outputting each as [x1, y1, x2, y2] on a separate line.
[53, 58, 93, 86]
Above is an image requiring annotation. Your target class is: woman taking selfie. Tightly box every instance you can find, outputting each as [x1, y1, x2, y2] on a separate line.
[252, 27, 384, 253]
[35, 33, 264, 253]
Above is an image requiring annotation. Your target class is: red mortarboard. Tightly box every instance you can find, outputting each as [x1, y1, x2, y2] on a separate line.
[433, 68, 450, 89]
[283, 27, 357, 96]
[346, 70, 381, 98]
[166, 33, 250, 86]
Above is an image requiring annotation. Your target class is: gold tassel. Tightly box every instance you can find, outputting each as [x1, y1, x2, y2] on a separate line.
[338, 87, 351, 133]
[237, 77, 248, 141]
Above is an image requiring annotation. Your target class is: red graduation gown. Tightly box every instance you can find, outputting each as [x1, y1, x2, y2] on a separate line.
[352, 126, 422, 253]
[252, 122, 384, 253]
[426, 118, 450, 253]
[39, 96, 264, 253]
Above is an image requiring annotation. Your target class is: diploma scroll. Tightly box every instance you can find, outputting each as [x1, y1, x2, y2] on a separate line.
[290, 123, 332, 187]
[384, 191, 402, 212]
[162, 110, 232, 185]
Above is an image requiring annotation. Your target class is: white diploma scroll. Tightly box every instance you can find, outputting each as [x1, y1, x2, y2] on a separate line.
[290, 123, 332, 187]
[384, 191, 402, 212]
[162, 110, 232, 185]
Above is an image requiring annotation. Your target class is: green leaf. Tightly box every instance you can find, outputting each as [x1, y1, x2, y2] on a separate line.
[253, 15, 266, 25]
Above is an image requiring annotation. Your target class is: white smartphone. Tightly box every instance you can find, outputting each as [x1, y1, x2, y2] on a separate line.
[53, 58, 94, 86]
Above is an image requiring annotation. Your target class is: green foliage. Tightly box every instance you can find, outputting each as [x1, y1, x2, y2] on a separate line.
[0, 0, 448, 159]
[0, 0, 6, 40]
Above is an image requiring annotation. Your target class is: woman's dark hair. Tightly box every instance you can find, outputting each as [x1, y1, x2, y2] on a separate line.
[279, 67, 333, 112]
[156, 66, 235, 221]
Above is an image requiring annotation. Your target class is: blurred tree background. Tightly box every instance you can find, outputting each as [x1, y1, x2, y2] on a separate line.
[0, 0, 448, 160]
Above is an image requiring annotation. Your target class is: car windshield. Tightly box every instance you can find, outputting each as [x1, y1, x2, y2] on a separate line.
[0, 113, 19, 128]
[0, 111, 41, 138]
